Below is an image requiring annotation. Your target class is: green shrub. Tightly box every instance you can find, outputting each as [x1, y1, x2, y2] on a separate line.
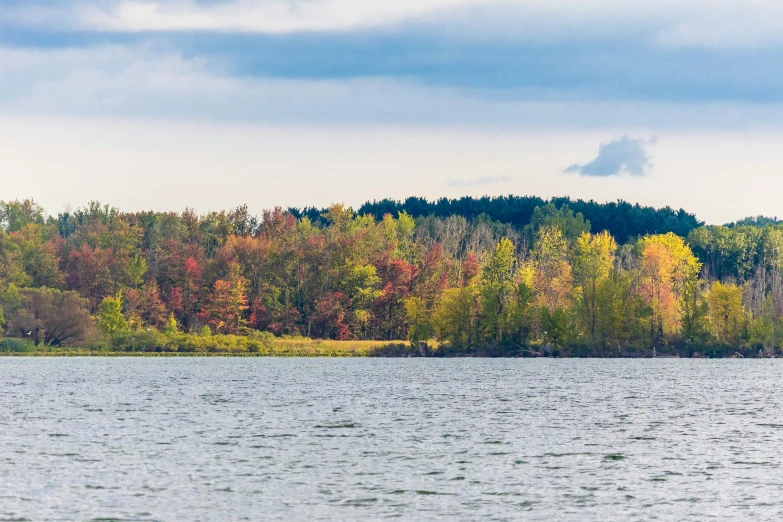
[247, 330, 277, 351]
[113, 329, 173, 352]
[0, 338, 34, 353]
[108, 329, 278, 354]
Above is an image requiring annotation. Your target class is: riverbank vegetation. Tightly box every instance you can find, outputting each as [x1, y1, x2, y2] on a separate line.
[0, 335, 414, 357]
[0, 196, 782, 357]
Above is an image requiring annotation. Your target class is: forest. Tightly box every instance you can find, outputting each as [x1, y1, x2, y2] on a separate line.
[0, 195, 780, 357]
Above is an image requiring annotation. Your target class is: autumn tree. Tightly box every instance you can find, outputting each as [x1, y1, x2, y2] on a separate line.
[572, 231, 617, 348]
[142, 281, 169, 328]
[178, 256, 205, 329]
[371, 256, 417, 340]
[461, 253, 480, 286]
[405, 243, 450, 340]
[64, 243, 112, 307]
[530, 226, 572, 313]
[637, 233, 701, 343]
[311, 292, 351, 340]
[6, 196, 783, 355]
[200, 262, 249, 334]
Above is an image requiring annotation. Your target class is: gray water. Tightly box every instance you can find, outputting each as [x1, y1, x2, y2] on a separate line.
[1, 359, 783, 521]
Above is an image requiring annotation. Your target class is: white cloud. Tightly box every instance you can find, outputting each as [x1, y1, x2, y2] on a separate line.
[456, 1, 783, 49]
[0, 45, 214, 115]
[6, 0, 783, 47]
[66, 0, 495, 33]
[4, 44, 783, 129]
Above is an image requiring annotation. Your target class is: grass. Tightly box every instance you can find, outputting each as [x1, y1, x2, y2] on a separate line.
[264, 339, 413, 357]
[0, 338, 426, 357]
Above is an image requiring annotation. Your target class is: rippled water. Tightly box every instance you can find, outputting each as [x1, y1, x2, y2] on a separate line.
[2, 359, 783, 520]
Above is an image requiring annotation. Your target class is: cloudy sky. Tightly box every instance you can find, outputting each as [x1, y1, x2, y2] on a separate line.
[2, 0, 782, 223]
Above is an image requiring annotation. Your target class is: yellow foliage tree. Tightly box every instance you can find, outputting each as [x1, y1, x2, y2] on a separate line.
[531, 226, 572, 312]
[707, 281, 744, 345]
[638, 233, 701, 339]
[432, 286, 477, 347]
[572, 231, 617, 348]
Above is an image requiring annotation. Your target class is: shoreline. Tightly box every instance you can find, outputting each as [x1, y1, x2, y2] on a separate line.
[0, 349, 771, 359]
[0, 336, 770, 359]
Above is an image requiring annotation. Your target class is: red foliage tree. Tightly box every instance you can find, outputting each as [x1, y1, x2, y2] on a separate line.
[371, 255, 418, 339]
[199, 263, 249, 334]
[461, 253, 480, 286]
[143, 280, 169, 328]
[311, 292, 351, 340]
[63, 243, 112, 309]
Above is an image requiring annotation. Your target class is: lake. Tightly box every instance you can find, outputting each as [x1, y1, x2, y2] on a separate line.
[1, 358, 782, 520]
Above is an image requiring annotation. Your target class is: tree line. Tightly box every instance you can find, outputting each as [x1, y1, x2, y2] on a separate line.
[334, 195, 702, 243]
[0, 196, 780, 356]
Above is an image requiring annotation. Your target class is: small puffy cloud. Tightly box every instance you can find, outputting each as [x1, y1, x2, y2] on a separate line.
[565, 136, 655, 177]
[446, 175, 512, 187]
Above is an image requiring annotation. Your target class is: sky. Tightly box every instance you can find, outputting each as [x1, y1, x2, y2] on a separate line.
[2, 1, 783, 224]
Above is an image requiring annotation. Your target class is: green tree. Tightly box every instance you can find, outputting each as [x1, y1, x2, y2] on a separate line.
[0, 199, 46, 233]
[482, 238, 515, 285]
[97, 294, 128, 342]
[432, 287, 477, 348]
[9, 224, 64, 289]
[0, 230, 31, 290]
[525, 203, 591, 245]
[540, 307, 571, 351]
[476, 238, 519, 345]
[707, 281, 744, 345]
[681, 272, 708, 342]
[404, 296, 431, 344]
[163, 314, 179, 336]
[594, 271, 635, 348]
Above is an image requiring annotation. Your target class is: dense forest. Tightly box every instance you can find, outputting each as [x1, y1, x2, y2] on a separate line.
[0, 195, 781, 357]
[297, 196, 703, 243]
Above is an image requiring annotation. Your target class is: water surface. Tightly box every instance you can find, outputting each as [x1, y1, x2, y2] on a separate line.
[1, 358, 782, 520]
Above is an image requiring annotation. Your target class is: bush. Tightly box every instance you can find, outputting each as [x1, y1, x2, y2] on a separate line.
[0, 338, 35, 353]
[247, 330, 277, 351]
[109, 329, 278, 354]
[113, 329, 172, 352]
